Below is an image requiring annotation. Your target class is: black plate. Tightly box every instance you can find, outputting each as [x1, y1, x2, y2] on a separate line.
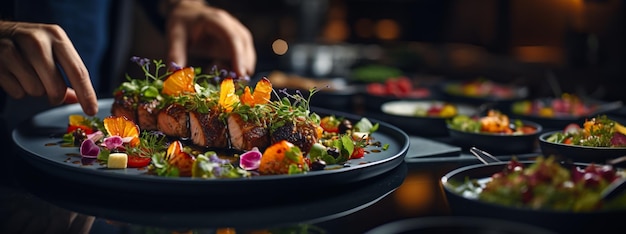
[447, 120, 543, 155]
[364, 216, 556, 234]
[441, 161, 626, 233]
[15, 154, 407, 230]
[538, 130, 626, 164]
[12, 99, 409, 201]
[379, 100, 477, 137]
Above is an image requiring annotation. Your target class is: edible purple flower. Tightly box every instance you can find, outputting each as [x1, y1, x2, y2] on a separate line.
[103, 136, 124, 150]
[169, 61, 182, 71]
[80, 139, 100, 158]
[87, 131, 104, 142]
[239, 147, 262, 170]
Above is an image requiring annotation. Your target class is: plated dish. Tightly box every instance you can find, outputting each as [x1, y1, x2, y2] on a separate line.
[510, 94, 623, 129]
[13, 99, 408, 198]
[538, 115, 626, 163]
[447, 110, 542, 154]
[441, 79, 528, 105]
[441, 157, 626, 233]
[379, 100, 477, 137]
[13, 59, 409, 198]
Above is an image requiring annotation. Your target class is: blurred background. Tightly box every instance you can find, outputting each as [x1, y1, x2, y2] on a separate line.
[130, 0, 624, 102]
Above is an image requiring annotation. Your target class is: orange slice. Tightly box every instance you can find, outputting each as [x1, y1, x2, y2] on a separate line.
[218, 78, 240, 112]
[253, 77, 272, 105]
[162, 67, 196, 96]
[165, 140, 195, 177]
[240, 86, 254, 106]
[103, 116, 140, 147]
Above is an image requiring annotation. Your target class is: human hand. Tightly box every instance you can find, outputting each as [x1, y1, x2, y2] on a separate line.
[163, 0, 256, 78]
[0, 21, 98, 116]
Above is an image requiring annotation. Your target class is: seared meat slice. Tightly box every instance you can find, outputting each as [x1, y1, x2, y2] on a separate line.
[270, 118, 319, 154]
[189, 108, 229, 148]
[157, 103, 190, 139]
[228, 113, 271, 151]
[111, 96, 137, 123]
[137, 99, 160, 131]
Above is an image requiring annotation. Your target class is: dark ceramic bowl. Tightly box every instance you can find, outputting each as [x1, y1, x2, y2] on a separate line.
[508, 99, 623, 130]
[380, 100, 477, 137]
[447, 120, 542, 155]
[441, 161, 626, 234]
[538, 130, 626, 164]
[364, 216, 556, 234]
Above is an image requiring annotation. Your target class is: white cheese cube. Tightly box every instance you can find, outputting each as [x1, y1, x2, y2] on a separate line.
[108, 153, 128, 169]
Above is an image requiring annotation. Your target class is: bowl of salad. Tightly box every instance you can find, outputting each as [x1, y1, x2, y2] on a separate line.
[539, 115, 626, 163]
[441, 156, 626, 233]
[441, 78, 528, 106]
[510, 94, 623, 130]
[380, 100, 477, 137]
[447, 110, 542, 155]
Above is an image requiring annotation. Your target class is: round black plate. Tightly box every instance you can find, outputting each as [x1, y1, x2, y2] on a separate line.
[12, 99, 409, 200]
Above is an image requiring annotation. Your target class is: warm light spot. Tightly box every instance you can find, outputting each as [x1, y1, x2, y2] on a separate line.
[394, 173, 435, 213]
[272, 39, 289, 55]
[512, 45, 564, 65]
[355, 18, 375, 38]
[375, 19, 400, 40]
[322, 19, 349, 43]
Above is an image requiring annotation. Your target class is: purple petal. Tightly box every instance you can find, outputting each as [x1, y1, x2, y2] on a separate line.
[104, 136, 124, 150]
[239, 147, 262, 170]
[87, 131, 104, 142]
[80, 139, 100, 158]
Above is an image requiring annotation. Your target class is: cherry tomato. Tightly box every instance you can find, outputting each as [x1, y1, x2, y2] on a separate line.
[127, 155, 151, 168]
[67, 125, 94, 134]
[351, 147, 365, 159]
[320, 116, 340, 133]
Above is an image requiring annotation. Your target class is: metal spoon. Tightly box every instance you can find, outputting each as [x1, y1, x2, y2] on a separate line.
[469, 147, 501, 165]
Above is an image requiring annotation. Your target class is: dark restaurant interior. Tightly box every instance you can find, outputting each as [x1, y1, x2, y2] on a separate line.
[2, 0, 626, 234]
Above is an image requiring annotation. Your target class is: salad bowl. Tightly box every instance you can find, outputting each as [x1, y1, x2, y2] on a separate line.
[539, 130, 626, 164]
[446, 111, 542, 155]
[441, 159, 626, 233]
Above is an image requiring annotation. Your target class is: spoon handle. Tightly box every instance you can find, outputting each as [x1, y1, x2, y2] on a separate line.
[470, 147, 502, 165]
[601, 178, 626, 202]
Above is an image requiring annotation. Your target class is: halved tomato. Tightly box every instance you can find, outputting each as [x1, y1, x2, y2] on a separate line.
[127, 155, 151, 168]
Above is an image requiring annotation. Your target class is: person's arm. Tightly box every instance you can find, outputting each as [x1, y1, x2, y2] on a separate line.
[0, 21, 98, 116]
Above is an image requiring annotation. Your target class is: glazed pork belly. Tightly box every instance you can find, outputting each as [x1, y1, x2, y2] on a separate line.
[270, 117, 319, 154]
[136, 99, 160, 131]
[227, 113, 271, 151]
[189, 107, 229, 148]
[157, 103, 190, 139]
[111, 96, 137, 123]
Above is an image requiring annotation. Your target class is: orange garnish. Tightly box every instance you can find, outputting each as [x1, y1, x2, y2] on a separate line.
[258, 140, 305, 175]
[68, 114, 86, 126]
[162, 67, 196, 96]
[218, 78, 240, 112]
[252, 77, 272, 105]
[103, 116, 140, 147]
[240, 86, 254, 106]
[165, 140, 195, 177]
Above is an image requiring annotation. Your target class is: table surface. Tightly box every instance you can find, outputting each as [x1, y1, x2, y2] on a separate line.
[2, 107, 626, 234]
